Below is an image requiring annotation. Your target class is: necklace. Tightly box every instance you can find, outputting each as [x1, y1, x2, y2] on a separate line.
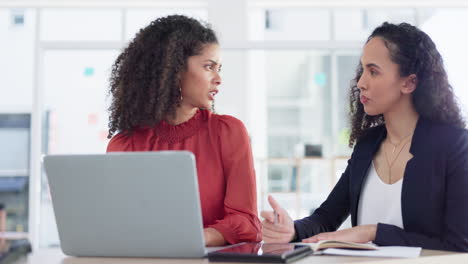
[386, 133, 413, 153]
[383, 134, 413, 183]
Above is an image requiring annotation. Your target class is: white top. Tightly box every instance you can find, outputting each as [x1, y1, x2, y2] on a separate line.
[357, 162, 404, 229]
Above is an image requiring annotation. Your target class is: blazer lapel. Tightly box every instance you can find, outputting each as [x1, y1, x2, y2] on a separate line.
[401, 117, 431, 230]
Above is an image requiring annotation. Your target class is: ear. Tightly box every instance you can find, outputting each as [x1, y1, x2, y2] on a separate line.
[401, 74, 417, 94]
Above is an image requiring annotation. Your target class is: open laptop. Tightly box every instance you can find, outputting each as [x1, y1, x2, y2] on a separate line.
[43, 151, 210, 258]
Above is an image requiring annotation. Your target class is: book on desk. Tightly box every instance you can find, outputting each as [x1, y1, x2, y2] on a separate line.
[296, 240, 421, 258]
[307, 240, 378, 251]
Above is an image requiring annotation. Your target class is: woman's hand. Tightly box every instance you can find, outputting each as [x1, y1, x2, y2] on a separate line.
[302, 225, 377, 243]
[261, 195, 296, 243]
[204, 227, 226, 246]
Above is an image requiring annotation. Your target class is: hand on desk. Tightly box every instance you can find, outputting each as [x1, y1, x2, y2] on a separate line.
[302, 225, 377, 243]
[260, 195, 296, 243]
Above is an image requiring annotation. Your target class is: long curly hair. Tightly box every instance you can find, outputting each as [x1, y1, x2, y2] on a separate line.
[107, 15, 218, 138]
[348, 22, 466, 147]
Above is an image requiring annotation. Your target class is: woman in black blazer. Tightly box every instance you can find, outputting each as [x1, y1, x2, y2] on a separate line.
[261, 22, 468, 252]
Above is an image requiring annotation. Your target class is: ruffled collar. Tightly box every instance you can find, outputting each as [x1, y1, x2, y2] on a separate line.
[153, 109, 208, 143]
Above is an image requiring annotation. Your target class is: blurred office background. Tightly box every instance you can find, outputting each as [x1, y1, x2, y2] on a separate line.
[1, 0, 467, 249]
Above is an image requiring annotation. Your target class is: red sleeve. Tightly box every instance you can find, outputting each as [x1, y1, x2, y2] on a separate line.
[106, 132, 133, 152]
[207, 115, 262, 244]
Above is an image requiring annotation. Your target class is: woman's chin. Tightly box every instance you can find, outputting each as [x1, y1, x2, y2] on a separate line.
[200, 101, 213, 110]
[363, 107, 382, 116]
[193, 105, 211, 110]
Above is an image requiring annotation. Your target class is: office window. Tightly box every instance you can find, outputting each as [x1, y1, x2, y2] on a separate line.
[215, 50, 249, 121]
[265, 50, 331, 158]
[0, 114, 30, 233]
[335, 54, 360, 156]
[0, 115, 30, 174]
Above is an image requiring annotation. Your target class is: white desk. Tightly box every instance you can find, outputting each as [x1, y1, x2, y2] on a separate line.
[13, 248, 468, 264]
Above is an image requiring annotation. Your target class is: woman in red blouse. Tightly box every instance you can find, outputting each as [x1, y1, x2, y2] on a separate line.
[106, 15, 261, 246]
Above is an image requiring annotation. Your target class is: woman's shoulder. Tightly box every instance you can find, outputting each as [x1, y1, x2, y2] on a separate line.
[207, 112, 250, 143]
[426, 119, 467, 137]
[209, 111, 247, 131]
[106, 128, 151, 152]
[421, 119, 468, 145]
[107, 132, 131, 152]
[424, 119, 468, 149]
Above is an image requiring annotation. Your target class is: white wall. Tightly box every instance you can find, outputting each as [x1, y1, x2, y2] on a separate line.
[0, 8, 35, 111]
[421, 10, 468, 119]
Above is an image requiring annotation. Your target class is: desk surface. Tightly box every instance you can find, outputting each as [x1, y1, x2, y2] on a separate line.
[12, 248, 468, 264]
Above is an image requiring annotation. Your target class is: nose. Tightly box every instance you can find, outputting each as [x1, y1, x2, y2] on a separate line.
[213, 72, 222, 86]
[357, 72, 366, 91]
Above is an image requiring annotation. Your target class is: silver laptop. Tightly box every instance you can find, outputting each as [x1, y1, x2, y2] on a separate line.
[43, 151, 208, 258]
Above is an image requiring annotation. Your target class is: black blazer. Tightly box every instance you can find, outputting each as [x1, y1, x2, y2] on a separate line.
[294, 117, 468, 252]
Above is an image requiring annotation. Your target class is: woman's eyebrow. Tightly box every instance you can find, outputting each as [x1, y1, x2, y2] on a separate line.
[363, 62, 382, 70]
[204, 59, 219, 65]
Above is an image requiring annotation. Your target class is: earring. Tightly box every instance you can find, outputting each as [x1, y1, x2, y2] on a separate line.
[179, 87, 183, 101]
[211, 99, 215, 113]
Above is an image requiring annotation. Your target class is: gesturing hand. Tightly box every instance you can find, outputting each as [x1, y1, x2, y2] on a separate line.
[260, 195, 296, 243]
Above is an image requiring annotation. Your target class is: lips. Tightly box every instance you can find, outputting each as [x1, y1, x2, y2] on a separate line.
[208, 89, 218, 100]
[360, 95, 369, 104]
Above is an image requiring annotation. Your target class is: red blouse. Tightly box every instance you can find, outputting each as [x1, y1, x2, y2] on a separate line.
[107, 109, 262, 244]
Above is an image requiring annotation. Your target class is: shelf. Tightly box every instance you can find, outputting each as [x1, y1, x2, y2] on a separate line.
[0, 170, 28, 177]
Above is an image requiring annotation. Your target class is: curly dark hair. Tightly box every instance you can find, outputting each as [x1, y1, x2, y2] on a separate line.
[348, 22, 466, 147]
[107, 15, 218, 138]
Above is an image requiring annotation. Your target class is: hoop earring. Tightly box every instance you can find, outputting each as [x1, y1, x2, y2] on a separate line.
[210, 99, 215, 113]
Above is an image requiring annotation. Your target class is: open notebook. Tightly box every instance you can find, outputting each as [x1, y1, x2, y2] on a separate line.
[296, 240, 421, 258]
[309, 240, 377, 251]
